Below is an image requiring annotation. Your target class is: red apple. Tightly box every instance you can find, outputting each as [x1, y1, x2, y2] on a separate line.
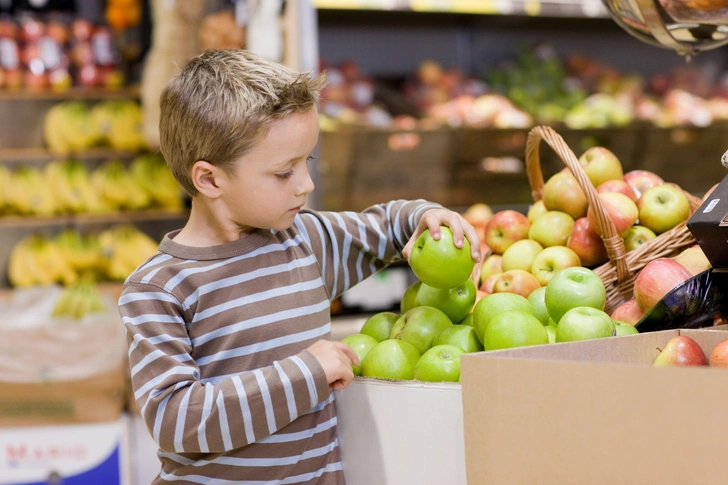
[72, 42, 94, 66]
[24, 70, 48, 91]
[623, 170, 664, 199]
[46, 20, 69, 44]
[78, 63, 101, 87]
[709, 339, 728, 367]
[462, 203, 493, 227]
[653, 335, 707, 367]
[19, 17, 45, 43]
[72, 19, 94, 42]
[597, 179, 637, 203]
[493, 270, 541, 298]
[567, 217, 608, 267]
[483, 210, 530, 255]
[541, 172, 588, 219]
[480, 273, 500, 294]
[672, 245, 711, 276]
[578, 146, 624, 188]
[633, 258, 693, 313]
[479, 254, 503, 283]
[637, 184, 691, 234]
[610, 298, 643, 326]
[587, 192, 638, 237]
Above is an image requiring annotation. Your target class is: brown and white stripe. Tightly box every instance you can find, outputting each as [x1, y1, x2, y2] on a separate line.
[119, 199, 439, 484]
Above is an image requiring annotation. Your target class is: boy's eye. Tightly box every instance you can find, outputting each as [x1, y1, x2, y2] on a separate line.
[275, 170, 294, 180]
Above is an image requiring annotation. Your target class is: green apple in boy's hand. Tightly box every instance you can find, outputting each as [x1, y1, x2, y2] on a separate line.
[433, 325, 483, 353]
[389, 306, 452, 355]
[359, 312, 399, 342]
[341, 334, 378, 376]
[413, 345, 465, 382]
[545, 266, 606, 324]
[400, 279, 476, 323]
[409, 227, 474, 289]
[361, 339, 421, 380]
[555, 307, 615, 342]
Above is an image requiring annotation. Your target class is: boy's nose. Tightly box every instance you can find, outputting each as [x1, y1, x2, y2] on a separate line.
[296, 169, 315, 197]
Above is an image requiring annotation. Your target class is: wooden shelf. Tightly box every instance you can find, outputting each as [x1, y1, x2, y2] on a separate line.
[0, 86, 141, 101]
[0, 147, 141, 162]
[0, 209, 189, 228]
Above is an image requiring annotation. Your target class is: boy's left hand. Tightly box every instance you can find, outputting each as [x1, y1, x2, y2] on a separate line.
[402, 208, 481, 264]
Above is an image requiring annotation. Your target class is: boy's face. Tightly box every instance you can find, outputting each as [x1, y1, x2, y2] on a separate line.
[220, 108, 318, 232]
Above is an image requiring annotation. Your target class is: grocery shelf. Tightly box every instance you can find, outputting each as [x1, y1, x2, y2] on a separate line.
[314, 0, 608, 17]
[0, 86, 141, 101]
[0, 147, 141, 162]
[0, 209, 189, 229]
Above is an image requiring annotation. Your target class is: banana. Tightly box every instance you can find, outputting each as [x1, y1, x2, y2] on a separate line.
[93, 160, 150, 210]
[130, 154, 183, 209]
[12, 167, 57, 216]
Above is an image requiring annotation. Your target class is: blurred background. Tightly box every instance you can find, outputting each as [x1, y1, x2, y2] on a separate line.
[0, 1, 727, 484]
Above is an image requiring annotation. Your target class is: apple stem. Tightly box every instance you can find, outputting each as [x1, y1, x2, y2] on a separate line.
[656, 347, 663, 353]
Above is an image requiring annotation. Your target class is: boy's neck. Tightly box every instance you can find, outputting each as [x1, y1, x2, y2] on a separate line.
[173, 199, 256, 247]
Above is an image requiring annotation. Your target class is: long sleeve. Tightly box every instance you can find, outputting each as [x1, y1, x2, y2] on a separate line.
[119, 282, 331, 454]
[294, 199, 441, 300]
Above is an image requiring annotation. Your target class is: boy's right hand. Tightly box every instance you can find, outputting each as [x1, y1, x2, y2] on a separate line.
[307, 340, 359, 391]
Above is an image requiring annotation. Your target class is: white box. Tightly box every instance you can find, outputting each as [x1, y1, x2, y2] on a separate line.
[335, 378, 465, 485]
[0, 416, 130, 485]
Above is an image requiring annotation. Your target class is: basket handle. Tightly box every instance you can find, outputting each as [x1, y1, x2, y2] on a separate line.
[525, 125, 630, 283]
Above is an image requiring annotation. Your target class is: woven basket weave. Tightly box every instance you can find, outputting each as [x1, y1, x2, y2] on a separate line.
[525, 125, 702, 315]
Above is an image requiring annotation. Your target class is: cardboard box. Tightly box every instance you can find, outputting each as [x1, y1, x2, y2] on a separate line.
[335, 378, 466, 485]
[0, 322, 127, 426]
[687, 172, 728, 268]
[0, 416, 131, 485]
[461, 330, 728, 485]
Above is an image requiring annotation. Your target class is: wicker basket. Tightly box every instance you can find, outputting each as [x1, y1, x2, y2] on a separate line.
[525, 125, 702, 315]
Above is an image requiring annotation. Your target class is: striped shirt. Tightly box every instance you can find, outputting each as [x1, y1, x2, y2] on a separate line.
[119, 199, 439, 484]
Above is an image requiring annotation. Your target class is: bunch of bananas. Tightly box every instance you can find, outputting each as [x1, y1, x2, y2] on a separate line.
[4, 167, 57, 216]
[130, 153, 183, 209]
[46, 159, 109, 214]
[52, 280, 106, 319]
[99, 224, 160, 280]
[44, 99, 147, 154]
[91, 100, 147, 151]
[8, 234, 78, 288]
[7, 225, 159, 288]
[92, 160, 150, 210]
[44, 101, 102, 155]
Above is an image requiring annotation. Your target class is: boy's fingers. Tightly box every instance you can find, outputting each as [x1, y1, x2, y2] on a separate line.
[461, 221, 482, 261]
[336, 342, 360, 366]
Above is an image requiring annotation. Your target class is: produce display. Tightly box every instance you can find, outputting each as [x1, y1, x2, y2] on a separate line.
[51, 279, 106, 319]
[0, 14, 126, 91]
[652, 334, 728, 367]
[319, 45, 728, 130]
[44, 100, 146, 153]
[0, 154, 182, 216]
[7, 224, 159, 287]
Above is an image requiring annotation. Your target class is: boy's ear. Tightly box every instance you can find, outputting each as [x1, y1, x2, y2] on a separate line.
[191, 160, 224, 198]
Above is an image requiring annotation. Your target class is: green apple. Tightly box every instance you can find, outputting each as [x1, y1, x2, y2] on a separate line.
[545, 325, 556, 343]
[341, 334, 379, 376]
[545, 266, 606, 324]
[433, 325, 484, 353]
[413, 344, 465, 382]
[548, 318, 557, 327]
[527, 200, 548, 223]
[482, 310, 549, 350]
[622, 225, 657, 252]
[527, 286, 549, 326]
[400, 279, 476, 323]
[361, 339, 421, 380]
[555, 307, 615, 342]
[578, 146, 624, 188]
[530, 246, 581, 286]
[360, 312, 400, 342]
[501, 239, 544, 272]
[614, 320, 639, 336]
[409, 226, 474, 289]
[637, 184, 691, 235]
[389, 306, 453, 355]
[458, 313, 474, 326]
[472, 292, 534, 344]
[528, 211, 575, 247]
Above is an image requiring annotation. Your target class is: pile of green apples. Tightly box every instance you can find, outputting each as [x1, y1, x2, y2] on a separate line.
[342, 226, 638, 385]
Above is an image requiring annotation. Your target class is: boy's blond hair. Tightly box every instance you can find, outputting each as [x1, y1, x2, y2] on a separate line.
[159, 49, 325, 196]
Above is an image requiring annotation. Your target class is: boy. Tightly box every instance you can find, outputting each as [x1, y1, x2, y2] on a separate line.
[119, 49, 480, 484]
